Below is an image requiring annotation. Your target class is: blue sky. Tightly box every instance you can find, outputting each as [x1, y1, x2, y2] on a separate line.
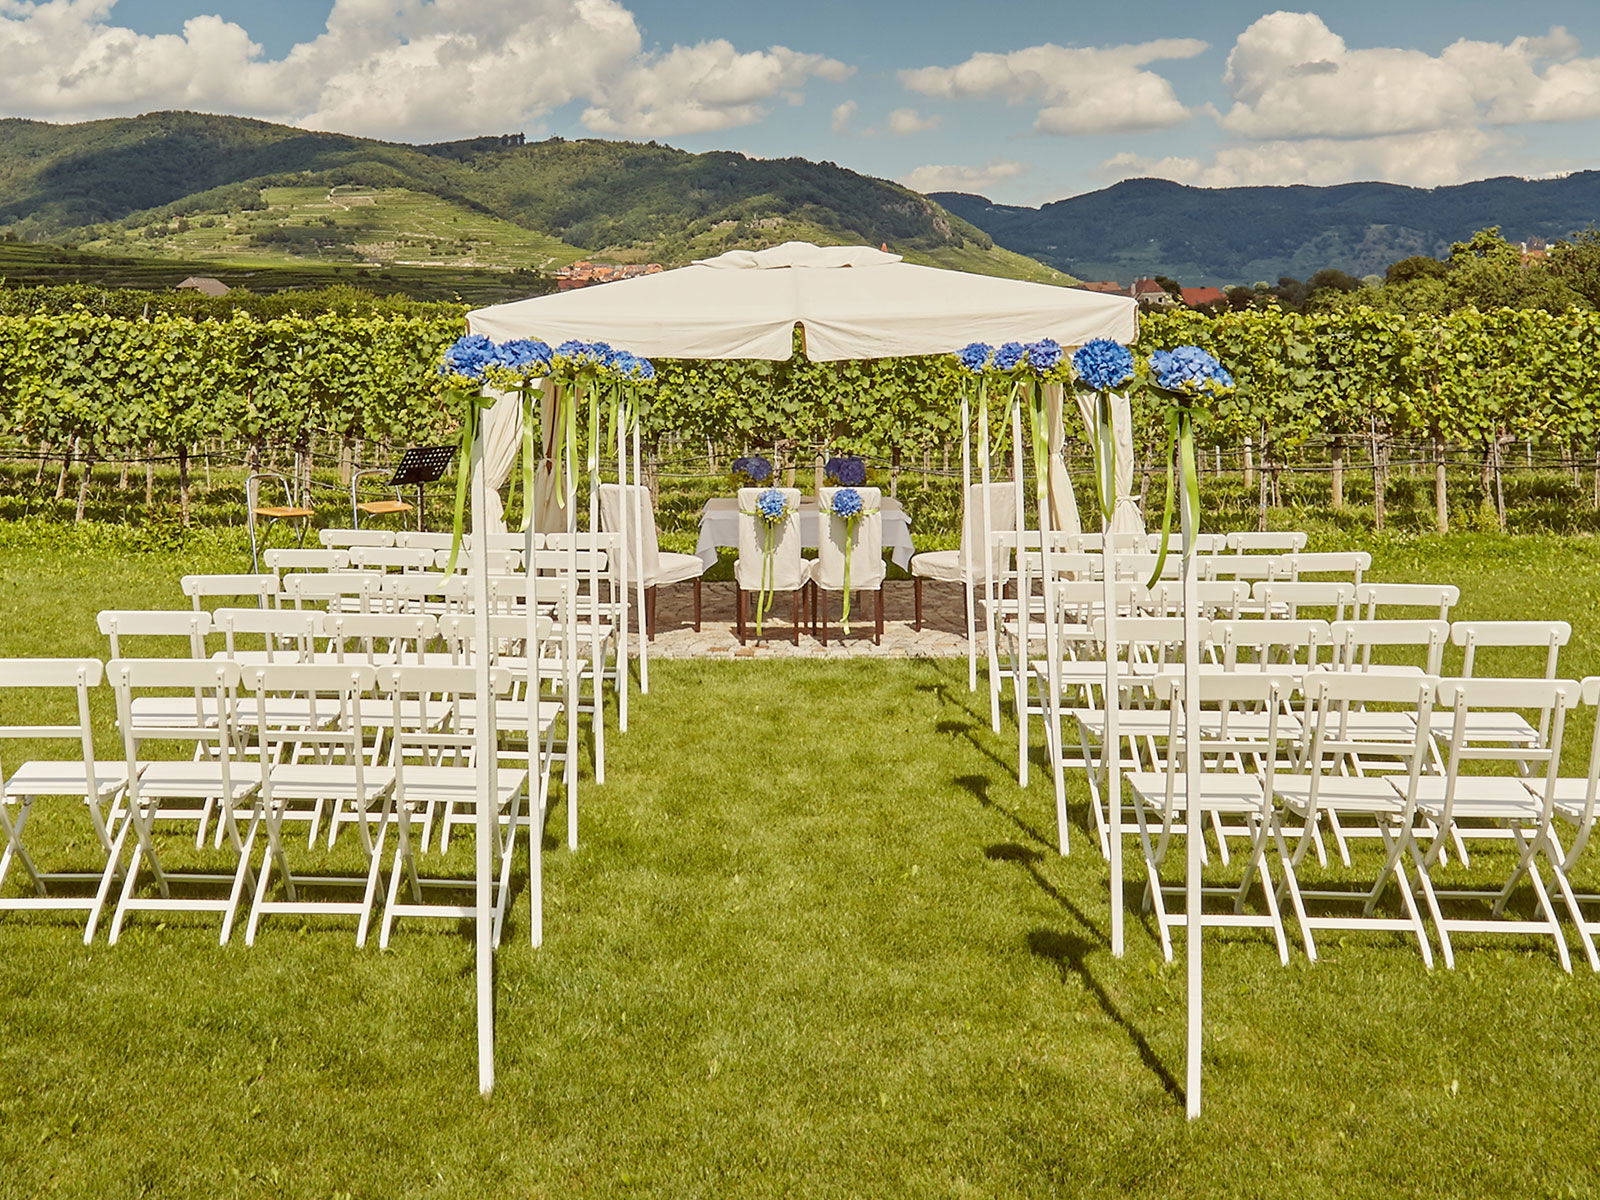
[7, 1, 1600, 204]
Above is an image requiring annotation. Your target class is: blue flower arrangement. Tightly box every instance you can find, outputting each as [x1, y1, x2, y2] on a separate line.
[825, 455, 867, 486]
[731, 455, 773, 487]
[1025, 338, 1063, 372]
[992, 341, 1027, 371]
[1071, 338, 1135, 392]
[831, 486, 864, 519]
[755, 487, 789, 523]
[439, 334, 497, 386]
[1148, 345, 1234, 396]
[954, 342, 993, 373]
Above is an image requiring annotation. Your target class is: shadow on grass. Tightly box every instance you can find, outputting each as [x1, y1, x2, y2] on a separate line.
[1026, 927, 1184, 1107]
[958, 773, 1053, 851]
[984, 840, 1106, 947]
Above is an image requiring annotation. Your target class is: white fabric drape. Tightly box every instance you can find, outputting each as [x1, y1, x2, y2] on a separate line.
[474, 389, 525, 533]
[1073, 389, 1145, 536]
[1043, 382, 1082, 536]
[530, 381, 567, 533]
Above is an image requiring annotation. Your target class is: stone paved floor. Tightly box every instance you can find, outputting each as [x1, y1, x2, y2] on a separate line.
[640, 579, 972, 658]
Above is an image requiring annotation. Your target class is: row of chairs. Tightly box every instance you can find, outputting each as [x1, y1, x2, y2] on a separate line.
[0, 646, 558, 949]
[1118, 669, 1600, 972]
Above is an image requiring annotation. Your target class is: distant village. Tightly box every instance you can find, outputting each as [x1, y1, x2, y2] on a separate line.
[1075, 278, 1228, 312]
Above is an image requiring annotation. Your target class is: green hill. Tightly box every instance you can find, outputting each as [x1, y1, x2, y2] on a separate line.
[0, 111, 1072, 286]
[932, 174, 1600, 286]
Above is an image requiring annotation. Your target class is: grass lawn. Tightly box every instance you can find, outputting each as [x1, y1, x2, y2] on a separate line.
[2, 530, 1600, 1197]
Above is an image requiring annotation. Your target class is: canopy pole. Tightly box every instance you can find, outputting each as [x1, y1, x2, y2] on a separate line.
[1105, 392, 1124, 955]
[1011, 397, 1029, 789]
[614, 384, 630, 732]
[469, 395, 495, 1096]
[981, 389, 1000, 733]
[633, 412, 649, 694]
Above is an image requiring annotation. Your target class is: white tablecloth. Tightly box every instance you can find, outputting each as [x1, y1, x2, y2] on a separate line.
[695, 496, 914, 570]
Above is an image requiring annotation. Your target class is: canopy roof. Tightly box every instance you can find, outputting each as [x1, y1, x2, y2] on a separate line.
[468, 241, 1137, 361]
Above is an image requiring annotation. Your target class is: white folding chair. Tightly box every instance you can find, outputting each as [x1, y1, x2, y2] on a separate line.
[347, 547, 438, 574]
[1288, 551, 1370, 584]
[98, 609, 210, 660]
[239, 663, 392, 946]
[378, 572, 469, 617]
[264, 549, 350, 577]
[1541, 675, 1600, 971]
[432, 548, 522, 575]
[1252, 581, 1355, 623]
[103, 659, 260, 944]
[1225, 531, 1308, 554]
[1357, 583, 1459, 622]
[212, 607, 323, 665]
[282, 571, 383, 614]
[374, 665, 528, 947]
[1447, 620, 1571, 754]
[1413, 677, 1580, 971]
[0, 659, 130, 942]
[1272, 672, 1440, 964]
[1125, 672, 1298, 964]
[394, 531, 456, 552]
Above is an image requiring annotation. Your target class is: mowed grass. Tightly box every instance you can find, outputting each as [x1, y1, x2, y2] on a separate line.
[2, 533, 1600, 1197]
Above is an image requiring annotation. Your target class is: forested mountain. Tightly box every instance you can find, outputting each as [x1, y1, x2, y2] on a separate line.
[932, 175, 1600, 285]
[0, 111, 1067, 283]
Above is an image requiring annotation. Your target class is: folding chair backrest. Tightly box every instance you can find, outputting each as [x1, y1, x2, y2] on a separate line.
[433, 548, 522, 574]
[240, 663, 374, 767]
[348, 547, 437, 573]
[735, 488, 806, 593]
[324, 612, 436, 664]
[1112, 552, 1182, 582]
[1151, 670, 1296, 786]
[1288, 551, 1370, 583]
[1199, 554, 1294, 582]
[181, 574, 279, 611]
[0, 659, 101, 781]
[1225, 531, 1308, 553]
[97, 610, 210, 659]
[1435, 678, 1579, 781]
[1300, 670, 1438, 798]
[283, 571, 383, 612]
[1050, 579, 1141, 618]
[106, 658, 242, 762]
[1453, 620, 1570, 679]
[814, 487, 885, 592]
[264, 549, 350, 575]
[1145, 580, 1249, 619]
[1331, 619, 1449, 675]
[1253, 581, 1355, 622]
[375, 664, 516, 767]
[1214, 618, 1331, 669]
[526, 548, 610, 577]
[1356, 582, 1459, 621]
[957, 482, 1018, 583]
[599, 483, 664, 585]
[1091, 615, 1205, 668]
[379, 573, 469, 614]
[393, 531, 455, 551]
[319, 528, 395, 549]
[212, 607, 324, 663]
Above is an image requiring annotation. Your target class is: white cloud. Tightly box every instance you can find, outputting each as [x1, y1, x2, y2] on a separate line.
[0, 0, 850, 142]
[1103, 127, 1503, 189]
[583, 40, 850, 136]
[901, 159, 1028, 195]
[1220, 12, 1600, 140]
[899, 38, 1206, 134]
[830, 99, 857, 134]
[886, 107, 939, 135]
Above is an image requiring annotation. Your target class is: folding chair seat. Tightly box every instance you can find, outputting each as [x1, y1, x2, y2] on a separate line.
[0, 659, 132, 942]
[1271, 672, 1441, 963]
[239, 664, 393, 945]
[1124, 672, 1299, 964]
[1410, 677, 1580, 971]
[374, 665, 529, 947]
[103, 659, 261, 944]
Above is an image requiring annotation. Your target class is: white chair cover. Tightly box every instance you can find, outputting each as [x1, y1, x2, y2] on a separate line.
[733, 488, 807, 593]
[910, 482, 1017, 584]
[813, 487, 886, 593]
[598, 483, 704, 588]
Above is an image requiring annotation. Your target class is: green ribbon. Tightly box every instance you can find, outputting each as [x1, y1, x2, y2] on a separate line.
[444, 385, 498, 574]
[1093, 391, 1117, 526]
[741, 499, 789, 636]
[1144, 394, 1202, 589]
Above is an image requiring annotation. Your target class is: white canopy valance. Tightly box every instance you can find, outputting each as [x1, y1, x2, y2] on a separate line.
[468, 241, 1137, 361]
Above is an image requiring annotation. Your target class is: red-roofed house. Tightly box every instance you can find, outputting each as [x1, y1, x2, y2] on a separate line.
[1131, 278, 1177, 308]
[1181, 286, 1228, 309]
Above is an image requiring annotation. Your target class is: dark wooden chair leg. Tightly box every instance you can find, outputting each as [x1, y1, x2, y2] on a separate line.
[645, 586, 657, 640]
[876, 588, 885, 645]
[913, 576, 923, 631]
[693, 578, 702, 632]
[792, 590, 800, 645]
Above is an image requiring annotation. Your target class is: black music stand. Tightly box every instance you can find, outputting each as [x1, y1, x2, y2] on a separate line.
[386, 445, 455, 530]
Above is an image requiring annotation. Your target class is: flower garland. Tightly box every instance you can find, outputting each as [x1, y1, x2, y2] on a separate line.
[436, 332, 653, 572]
[824, 455, 867, 486]
[1071, 338, 1136, 528]
[1143, 345, 1233, 585]
[731, 454, 773, 487]
[741, 486, 791, 635]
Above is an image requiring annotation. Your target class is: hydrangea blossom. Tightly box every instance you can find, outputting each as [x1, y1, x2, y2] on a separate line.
[826, 455, 867, 486]
[634, 357, 656, 381]
[954, 342, 993, 373]
[439, 333, 497, 383]
[608, 350, 639, 378]
[993, 341, 1027, 371]
[732, 455, 773, 484]
[1149, 346, 1234, 395]
[831, 487, 864, 519]
[1025, 338, 1063, 372]
[756, 487, 788, 523]
[553, 339, 595, 368]
[493, 338, 553, 378]
[1071, 338, 1135, 392]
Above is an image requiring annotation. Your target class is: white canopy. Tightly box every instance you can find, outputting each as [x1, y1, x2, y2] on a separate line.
[468, 241, 1137, 360]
